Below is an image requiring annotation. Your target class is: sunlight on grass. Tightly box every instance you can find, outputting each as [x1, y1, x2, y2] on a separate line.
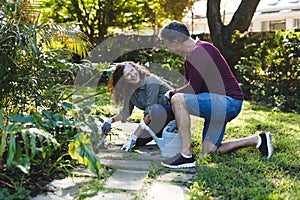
[189, 101, 300, 199]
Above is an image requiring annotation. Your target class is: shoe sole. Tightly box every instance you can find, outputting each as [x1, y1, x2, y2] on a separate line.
[265, 132, 273, 158]
[161, 161, 196, 169]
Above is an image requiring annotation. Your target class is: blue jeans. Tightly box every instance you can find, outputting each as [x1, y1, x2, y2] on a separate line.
[184, 92, 243, 147]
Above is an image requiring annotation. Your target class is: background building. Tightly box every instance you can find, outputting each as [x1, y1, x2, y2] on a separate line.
[183, 0, 300, 34]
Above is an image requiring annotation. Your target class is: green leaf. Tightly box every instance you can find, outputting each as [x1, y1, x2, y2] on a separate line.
[53, 113, 64, 121]
[8, 114, 34, 123]
[14, 140, 23, 161]
[5, 123, 18, 133]
[68, 134, 101, 177]
[42, 110, 52, 119]
[16, 157, 31, 174]
[29, 132, 37, 159]
[0, 109, 4, 129]
[55, 121, 64, 128]
[32, 112, 43, 128]
[0, 131, 8, 159]
[79, 98, 102, 109]
[20, 131, 29, 157]
[62, 101, 76, 109]
[7, 133, 16, 168]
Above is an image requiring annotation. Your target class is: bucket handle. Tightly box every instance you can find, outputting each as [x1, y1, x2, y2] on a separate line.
[139, 120, 159, 141]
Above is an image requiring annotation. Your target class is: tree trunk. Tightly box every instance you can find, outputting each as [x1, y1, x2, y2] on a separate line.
[207, 0, 260, 68]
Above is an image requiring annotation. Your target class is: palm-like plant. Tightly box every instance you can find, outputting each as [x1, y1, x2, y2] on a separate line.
[0, 0, 92, 113]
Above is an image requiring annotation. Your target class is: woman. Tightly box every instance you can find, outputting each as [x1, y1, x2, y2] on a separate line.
[97, 61, 174, 151]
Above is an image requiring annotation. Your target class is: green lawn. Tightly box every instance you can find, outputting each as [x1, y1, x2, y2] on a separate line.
[189, 101, 300, 199]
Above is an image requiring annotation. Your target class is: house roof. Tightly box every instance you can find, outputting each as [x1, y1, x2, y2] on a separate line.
[257, 0, 300, 13]
[191, 0, 300, 18]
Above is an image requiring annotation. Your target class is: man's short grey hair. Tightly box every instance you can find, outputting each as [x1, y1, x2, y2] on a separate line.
[159, 21, 190, 43]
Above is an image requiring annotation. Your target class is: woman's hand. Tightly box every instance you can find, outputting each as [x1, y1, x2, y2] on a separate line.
[101, 118, 113, 135]
[120, 135, 137, 151]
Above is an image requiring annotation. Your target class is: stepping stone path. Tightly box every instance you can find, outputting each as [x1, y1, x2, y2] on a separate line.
[32, 121, 196, 200]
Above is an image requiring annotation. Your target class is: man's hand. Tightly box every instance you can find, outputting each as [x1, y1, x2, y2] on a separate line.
[167, 120, 177, 132]
[101, 118, 113, 135]
[120, 135, 137, 152]
[163, 90, 173, 104]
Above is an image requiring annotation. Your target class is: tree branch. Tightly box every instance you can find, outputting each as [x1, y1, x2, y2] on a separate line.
[206, 0, 261, 67]
[228, 0, 260, 32]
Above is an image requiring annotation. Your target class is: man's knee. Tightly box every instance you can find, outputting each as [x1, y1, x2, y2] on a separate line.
[171, 93, 185, 106]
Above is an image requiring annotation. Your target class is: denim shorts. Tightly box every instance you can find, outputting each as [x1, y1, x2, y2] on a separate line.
[184, 92, 243, 147]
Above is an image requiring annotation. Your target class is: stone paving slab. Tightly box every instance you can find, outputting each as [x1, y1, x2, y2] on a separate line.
[104, 169, 149, 191]
[96, 151, 125, 159]
[42, 177, 91, 200]
[113, 120, 139, 129]
[146, 181, 189, 200]
[53, 187, 79, 199]
[46, 177, 91, 190]
[133, 144, 167, 161]
[89, 192, 135, 200]
[135, 144, 160, 153]
[138, 153, 165, 161]
[97, 144, 123, 152]
[112, 121, 139, 135]
[100, 159, 153, 170]
[157, 172, 195, 183]
[31, 193, 66, 200]
[71, 168, 99, 177]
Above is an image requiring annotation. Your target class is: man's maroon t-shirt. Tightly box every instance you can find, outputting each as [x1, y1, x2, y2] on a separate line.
[174, 40, 244, 100]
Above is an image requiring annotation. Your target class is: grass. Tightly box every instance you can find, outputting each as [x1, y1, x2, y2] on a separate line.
[189, 101, 300, 200]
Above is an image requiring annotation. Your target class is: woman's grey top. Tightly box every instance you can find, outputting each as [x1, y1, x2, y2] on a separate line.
[120, 75, 172, 122]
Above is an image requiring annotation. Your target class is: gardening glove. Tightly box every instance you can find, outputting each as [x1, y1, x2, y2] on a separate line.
[120, 135, 138, 152]
[167, 120, 177, 132]
[101, 118, 113, 135]
[96, 137, 105, 149]
[163, 90, 174, 104]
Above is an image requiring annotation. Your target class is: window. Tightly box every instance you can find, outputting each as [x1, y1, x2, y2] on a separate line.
[262, 21, 268, 31]
[294, 19, 300, 29]
[269, 20, 286, 31]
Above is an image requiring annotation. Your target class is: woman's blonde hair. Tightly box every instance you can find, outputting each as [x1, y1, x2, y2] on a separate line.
[107, 61, 150, 104]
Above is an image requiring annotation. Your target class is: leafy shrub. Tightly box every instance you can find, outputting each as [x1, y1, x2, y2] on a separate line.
[0, 97, 104, 195]
[0, 187, 30, 200]
[0, 0, 91, 114]
[233, 30, 299, 113]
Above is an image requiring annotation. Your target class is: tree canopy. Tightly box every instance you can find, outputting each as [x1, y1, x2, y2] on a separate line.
[39, 0, 193, 44]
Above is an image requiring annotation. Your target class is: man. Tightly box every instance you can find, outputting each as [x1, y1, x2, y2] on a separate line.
[159, 21, 273, 169]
